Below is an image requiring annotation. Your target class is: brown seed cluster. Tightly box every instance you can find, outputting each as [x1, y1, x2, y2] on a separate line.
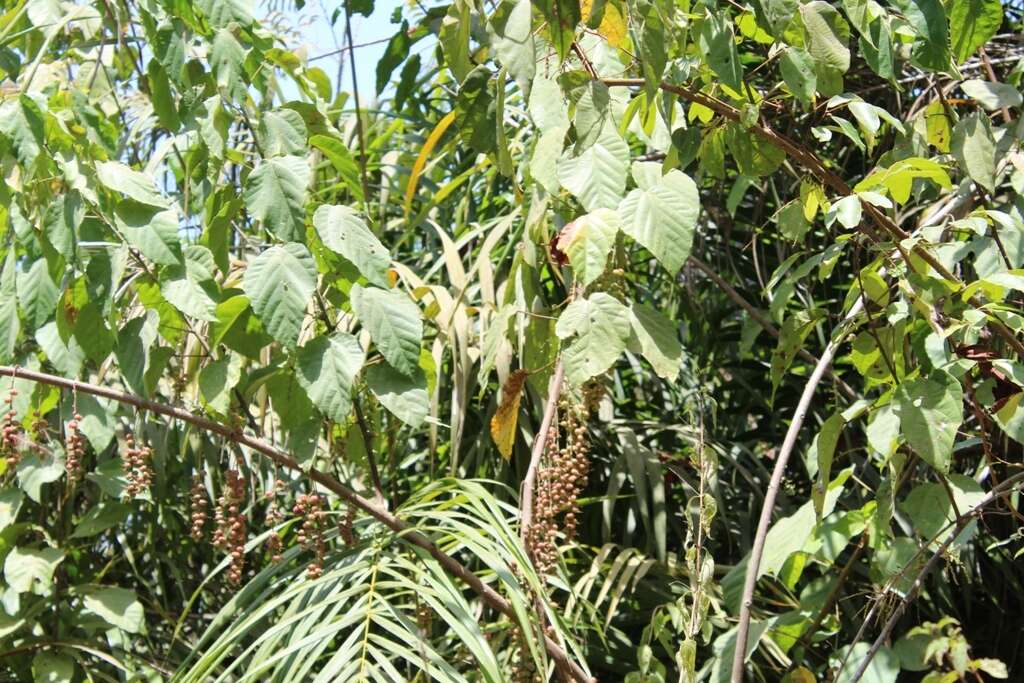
[212, 469, 247, 584]
[508, 623, 540, 682]
[65, 413, 85, 484]
[264, 480, 286, 564]
[30, 410, 48, 442]
[2, 390, 20, 468]
[293, 493, 326, 579]
[122, 433, 153, 498]
[189, 473, 208, 541]
[337, 505, 357, 548]
[526, 404, 591, 573]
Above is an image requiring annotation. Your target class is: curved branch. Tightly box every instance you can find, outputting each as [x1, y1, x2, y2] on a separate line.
[0, 365, 591, 683]
[730, 297, 865, 682]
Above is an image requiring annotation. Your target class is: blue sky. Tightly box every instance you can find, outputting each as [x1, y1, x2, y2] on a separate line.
[271, 0, 432, 104]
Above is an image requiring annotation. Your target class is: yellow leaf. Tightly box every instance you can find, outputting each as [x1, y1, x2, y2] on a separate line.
[490, 370, 528, 460]
[782, 666, 816, 683]
[404, 110, 457, 216]
[923, 100, 951, 153]
[581, 0, 627, 48]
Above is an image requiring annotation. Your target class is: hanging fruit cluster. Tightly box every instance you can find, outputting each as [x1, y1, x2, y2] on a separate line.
[65, 413, 85, 484]
[122, 432, 154, 498]
[189, 473, 208, 541]
[337, 504, 357, 548]
[526, 399, 591, 574]
[213, 469, 248, 585]
[2, 389, 20, 468]
[293, 493, 326, 579]
[264, 479, 286, 564]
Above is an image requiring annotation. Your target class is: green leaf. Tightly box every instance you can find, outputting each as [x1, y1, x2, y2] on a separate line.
[42, 192, 82, 258]
[618, 168, 700, 275]
[76, 394, 115, 453]
[771, 310, 821, 392]
[528, 74, 569, 134]
[779, 47, 817, 105]
[799, 1, 851, 73]
[628, 303, 682, 380]
[17, 452, 65, 503]
[952, 113, 997, 193]
[558, 208, 620, 286]
[440, 0, 472, 83]
[313, 205, 391, 287]
[0, 252, 17, 362]
[115, 315, 160, 396]
[243, 155, 311, 242]
[489, 0, 535, 86]
[698, 11, 743, 91]
[900, 474, 984, 540]
[0, 489, 23, 531]
[210, 28, 248, 102]
[532, 0, 581, 61]
[95, 161, 167, 207]
[376, 20, 419, 95]
[295, 332, 364, 422]
[893, 0, 950, 71]
[0, 95, 44, 169]
[114, 202, 183, 266]
[960, 80, 1022, 111]
[456, 66, 498, 154]
[197, 0, 253, 28]
[827, 194, 862, 229]
[948, 0, 1002, 64]
[4, 546, 63, 594]
[160, 266, 218, 323]
[259, 108, 307, 157]
[17, 259, 58, 329]
[558, 124, 629, 211]
[556, 293, 631, 384]
[808, 412, 845, 519]
[82, 587, 144, 633]
[365, 363, 429, 428]
[32, 651, 75, 683]
[71, 502, 131, 538]
[38, 322, 86, 380]
[894, 371, 963, 473]
[242, 243, 316, 348]
[199, 353, 242, 416]
[350, 285, 423, 377]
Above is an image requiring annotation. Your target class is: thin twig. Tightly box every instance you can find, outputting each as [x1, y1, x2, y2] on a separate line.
[688, 255, 857, 401]
[731, 297, 865, 682]
[0, 364, 592, 683]
[343, 1, 372, 210]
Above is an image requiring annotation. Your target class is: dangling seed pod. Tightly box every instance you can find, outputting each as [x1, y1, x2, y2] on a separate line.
[30, 410, 48, 443]
[525, 399, 591, 574]
[189, 473, 208, 541]
[293, 493, 326, 579]
[65, 413, 85, 484]
[2, 389, 21, 468]
[337, 504, 357, 547]
[212, 469, 247, 584]
[264, 480, 286, 564]
[122, 433, 154, 498]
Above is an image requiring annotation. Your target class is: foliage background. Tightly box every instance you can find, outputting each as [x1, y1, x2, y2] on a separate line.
[0, 0, 1021, 681]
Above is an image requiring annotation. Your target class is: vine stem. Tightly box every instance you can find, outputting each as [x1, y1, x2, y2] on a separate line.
[520, 359, 565, 546]
[730, 297, 865, 682]
[0, 365, 591, 683]
[847, 470, 1024, 683]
